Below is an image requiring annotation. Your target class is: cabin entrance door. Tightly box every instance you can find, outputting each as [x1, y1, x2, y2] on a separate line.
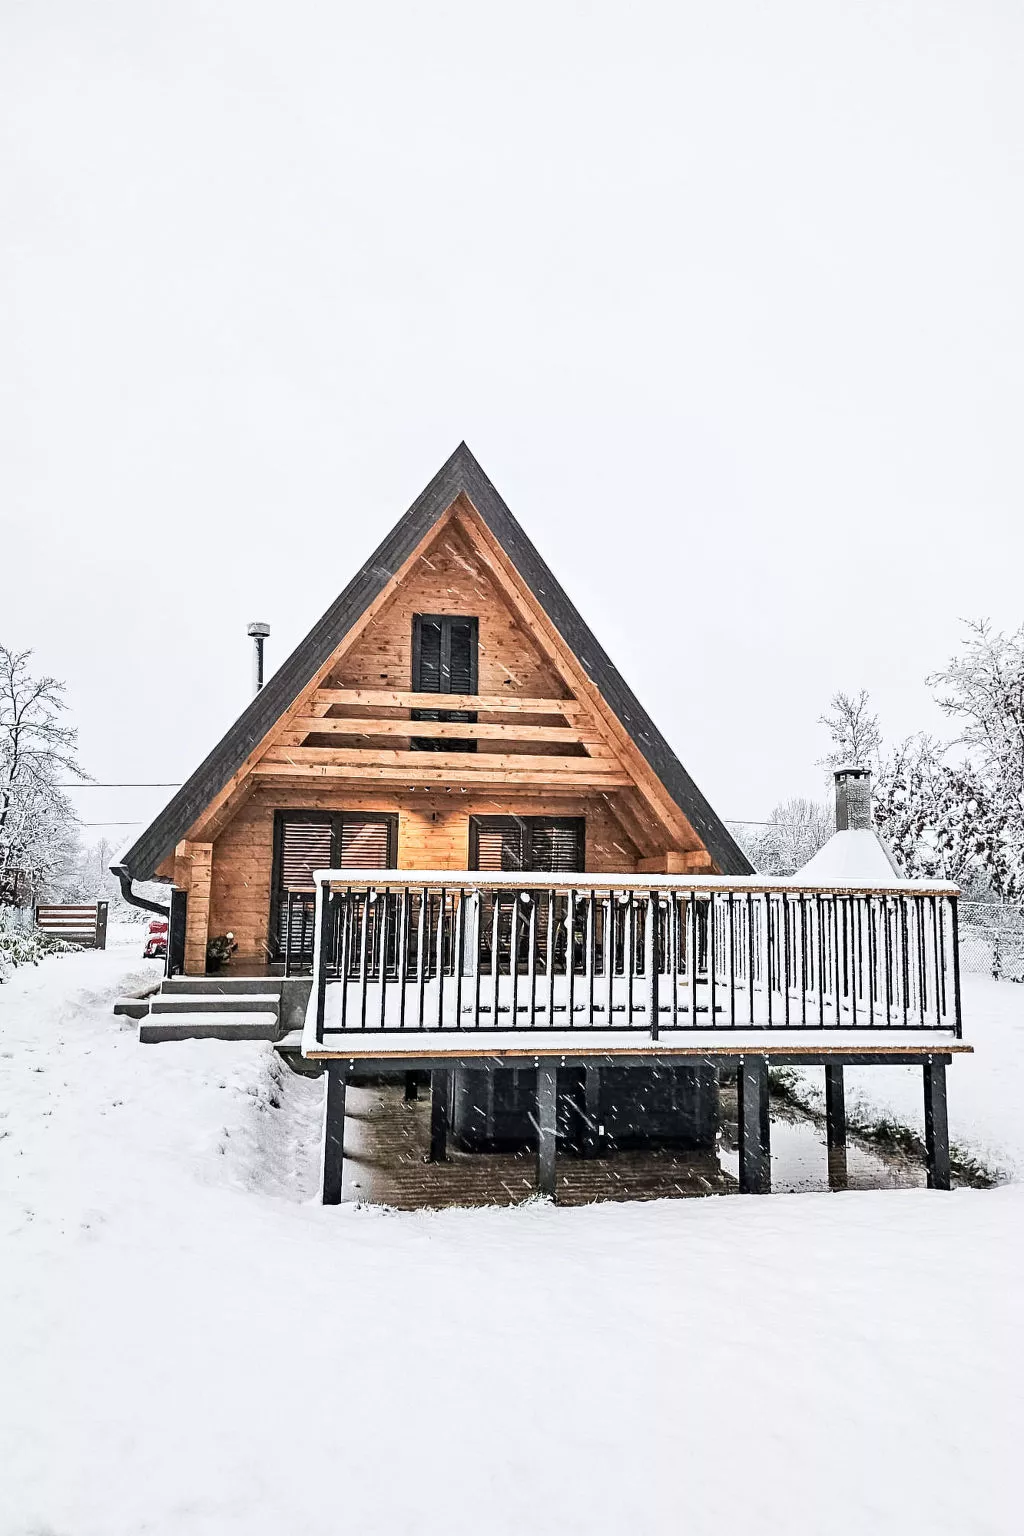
[271, 811, 397, 969]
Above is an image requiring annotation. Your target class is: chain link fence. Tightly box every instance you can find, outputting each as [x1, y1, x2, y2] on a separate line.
[959, 903, 1024, 982]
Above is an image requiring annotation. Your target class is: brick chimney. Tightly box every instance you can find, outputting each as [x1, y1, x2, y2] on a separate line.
[834, 766, 873, 832]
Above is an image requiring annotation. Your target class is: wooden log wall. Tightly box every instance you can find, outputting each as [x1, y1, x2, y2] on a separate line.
[206, 788, 642, 963]
[328, 522, 568, 716]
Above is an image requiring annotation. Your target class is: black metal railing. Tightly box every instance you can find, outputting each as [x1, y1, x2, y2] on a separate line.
[307, 874, 963, 1041]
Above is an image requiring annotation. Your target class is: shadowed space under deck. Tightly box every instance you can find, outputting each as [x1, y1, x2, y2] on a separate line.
[340, 1083, 735, 1207]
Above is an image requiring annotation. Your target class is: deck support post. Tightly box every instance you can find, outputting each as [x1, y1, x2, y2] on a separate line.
[923, 1058, 951, 1190]
[404, 1073, 419, 1102]
[824, 1064, 848, 1191]
[429, 1070, 449, 1162]
[322, 1065, 348, 1205]
[738, 1056, 770, 1194]
[583, 1065, 601, 1159]
[537, 1061, 559, 1199]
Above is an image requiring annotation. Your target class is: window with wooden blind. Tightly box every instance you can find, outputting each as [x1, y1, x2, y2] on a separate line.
[469, 816, 585, 873]
[411, 614, 478, 752]
[272, 812, 396, 963]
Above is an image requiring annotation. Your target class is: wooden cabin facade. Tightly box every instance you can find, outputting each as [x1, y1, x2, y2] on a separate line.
[118, 443, 751, 978]
[118, 446, 967, 1201]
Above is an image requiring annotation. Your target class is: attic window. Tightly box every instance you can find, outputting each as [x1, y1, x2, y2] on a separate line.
[411, 615, 478, 753]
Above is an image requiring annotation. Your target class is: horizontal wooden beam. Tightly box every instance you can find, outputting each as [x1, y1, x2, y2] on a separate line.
[260, 746, 626, 778]
[637, 852, 714, 874]
[252, 761, 633, 788]
[312, 688, 581, 717]
[291, 716, 584, 744]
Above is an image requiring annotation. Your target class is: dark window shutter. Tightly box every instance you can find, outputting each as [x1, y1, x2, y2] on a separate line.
[474, 818, 527, 872]
[471, 817, 584, 874]
[415, 618, 443, 694]
[447, 620, 476, 695]
[279, 819, 334, 890]
[338, 819, 392, 868]
[411, 614, 478, 752]
[529, 821, 584, 873]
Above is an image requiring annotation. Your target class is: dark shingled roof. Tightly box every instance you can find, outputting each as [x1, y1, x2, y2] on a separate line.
[117, 443, 752, 880]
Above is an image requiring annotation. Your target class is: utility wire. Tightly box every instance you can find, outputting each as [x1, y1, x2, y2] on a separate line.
[1, 782, 183, 790]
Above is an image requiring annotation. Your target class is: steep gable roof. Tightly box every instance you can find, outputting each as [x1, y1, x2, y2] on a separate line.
[118, 444, 752, 879]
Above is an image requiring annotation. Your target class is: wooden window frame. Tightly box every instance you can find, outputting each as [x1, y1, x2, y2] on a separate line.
[411, 614, 479, 696]
[411, 614, 479, 753]
[270, 810, 398, 961]
[469, 815, 586, 874]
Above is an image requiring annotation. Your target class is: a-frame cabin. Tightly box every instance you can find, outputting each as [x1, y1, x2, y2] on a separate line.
[117, 443, 751, 974]
[117, 445, 967, 1200]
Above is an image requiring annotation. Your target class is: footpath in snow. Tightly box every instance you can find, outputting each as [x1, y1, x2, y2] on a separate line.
[1, 936, 1020, 1536]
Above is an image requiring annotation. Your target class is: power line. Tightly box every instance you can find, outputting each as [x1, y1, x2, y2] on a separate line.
[2, 782, 182, 790]
[78, 820, 144, 828]
[61, 782, 182, 789]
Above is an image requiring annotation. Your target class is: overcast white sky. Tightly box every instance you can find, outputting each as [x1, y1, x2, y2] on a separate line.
[2, 1, 1021, 848]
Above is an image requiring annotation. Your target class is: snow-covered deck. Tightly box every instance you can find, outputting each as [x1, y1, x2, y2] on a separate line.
[306, 1024, 971, 1061]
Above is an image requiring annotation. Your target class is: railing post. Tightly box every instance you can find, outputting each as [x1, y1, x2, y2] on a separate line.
[583, 1065, 602, 1158]
[322, 1064, 347, 1205]
[429, 1070, 450, 1162]
[314, 881, 330, 1045]
[923, 1057, 951, 1190]
[537, 1060, 558, 1199]
[950, 897, 963, 1039]
[824, 1064, 848, 1191]
[94, 900, 108, 951]
[645, 890, 659, 1040]
[738, 1055, 770, 1193]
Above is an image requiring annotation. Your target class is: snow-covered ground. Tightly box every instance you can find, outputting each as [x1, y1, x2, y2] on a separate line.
[785, 973, 1024, 1181]
[1, 935, 1021, 1536]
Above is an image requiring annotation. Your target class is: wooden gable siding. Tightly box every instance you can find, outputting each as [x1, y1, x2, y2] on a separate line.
[317, 520, 575, 757]
[182, 509, 715, 969]
[206, 787, 642, 961]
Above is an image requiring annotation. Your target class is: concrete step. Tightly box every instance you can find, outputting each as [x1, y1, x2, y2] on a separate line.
[273, 1029, 304, 1053]
[140, 1012, 280, 1044]
[161, 977, 284, 995]
[150, 993, 281, 1014]
[114, 998, 152, 1020]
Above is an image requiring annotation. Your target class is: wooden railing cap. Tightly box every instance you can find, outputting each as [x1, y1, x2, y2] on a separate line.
[312, 868, 961, 899]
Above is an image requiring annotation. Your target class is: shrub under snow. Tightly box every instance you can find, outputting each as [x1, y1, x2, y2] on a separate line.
[0, 908, 79, 981]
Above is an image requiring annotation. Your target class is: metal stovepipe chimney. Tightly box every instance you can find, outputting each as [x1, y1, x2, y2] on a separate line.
[247, 622, 270, 694]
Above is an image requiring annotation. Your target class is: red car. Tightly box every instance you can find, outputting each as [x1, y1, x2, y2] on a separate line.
[143, 918, 168, 960]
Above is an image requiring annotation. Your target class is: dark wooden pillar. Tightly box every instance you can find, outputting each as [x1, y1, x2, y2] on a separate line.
[322, 1065, 347, 1205]
[923, 1058, 951, 1190]
[824, 1063, 848, 1191]
[429, 1070, 449, 1162]
[167, 888, 187, 979]
[404, 1072, 419, 1102]
[738, 1056, 770, 1194]
[537, 1061, 558, 1199]
[583, 1066, 601, 1159]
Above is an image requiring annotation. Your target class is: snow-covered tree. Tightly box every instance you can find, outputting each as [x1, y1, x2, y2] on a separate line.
[873, 733, 995, 886]
[927, 619, 1024, 897]
[733, 797, 833, 876]
[0, 644, 88, 907]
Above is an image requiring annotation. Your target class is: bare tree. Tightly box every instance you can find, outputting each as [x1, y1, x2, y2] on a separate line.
[818, 689, 883, 772]
[0, 644, 89, 905]
[732, 797, 833, 876]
